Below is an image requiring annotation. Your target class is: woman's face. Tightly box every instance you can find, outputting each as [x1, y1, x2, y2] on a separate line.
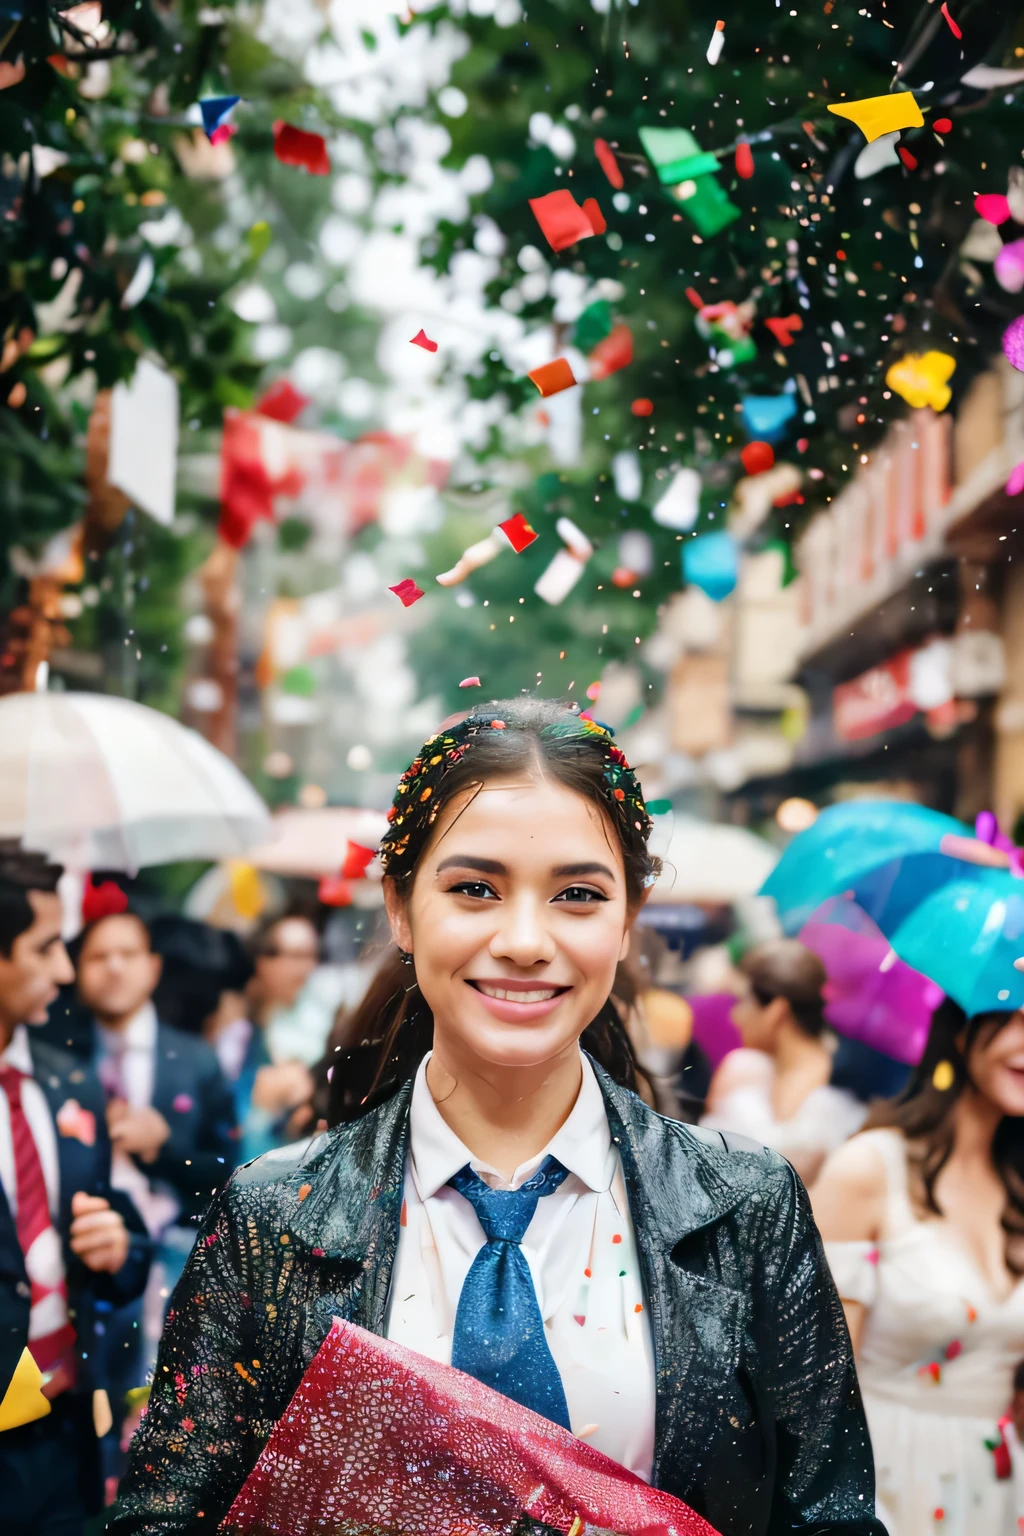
[968, 1011, 1024, 1116]
[384, 773, 633, 1073]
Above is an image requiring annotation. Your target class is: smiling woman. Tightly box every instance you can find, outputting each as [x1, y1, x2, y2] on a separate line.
[108, 701, 886, 1536]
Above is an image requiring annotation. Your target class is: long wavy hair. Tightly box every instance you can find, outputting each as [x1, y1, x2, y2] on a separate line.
[326, 699, 661, 1125]
[866, 998, 1024, 1272]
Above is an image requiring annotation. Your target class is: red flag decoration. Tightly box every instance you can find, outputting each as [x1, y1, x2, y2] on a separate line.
[410, 329, 438, 352]
[527, 358, 577, 398]
[256, 379, 310, 424]
[218, 411, 306, 548]
[764, 314, 803, 347]
[528, 189, 606, 251]
[224, 1320, 721, 1536]
[389, 578, 425, 607]
[498, 512, 538, 553]
[341, 840, 376, 879]
[273, 121, 330, 175]
[588, 322, 633, 381]
[735, 141, 754, 179]
[594, 137, 624, 189]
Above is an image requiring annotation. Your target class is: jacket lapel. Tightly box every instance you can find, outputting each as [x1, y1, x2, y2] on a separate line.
[595, 1066, 764, 1498]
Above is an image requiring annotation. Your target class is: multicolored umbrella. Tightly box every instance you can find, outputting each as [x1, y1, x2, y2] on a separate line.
[882, 876, 1024, 1017]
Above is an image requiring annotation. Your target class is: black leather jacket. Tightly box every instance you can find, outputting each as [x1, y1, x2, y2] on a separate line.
[107, 1063, 884, 1536]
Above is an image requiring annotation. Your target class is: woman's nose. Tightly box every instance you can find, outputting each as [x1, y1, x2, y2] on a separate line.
[488, 894, 556, 967]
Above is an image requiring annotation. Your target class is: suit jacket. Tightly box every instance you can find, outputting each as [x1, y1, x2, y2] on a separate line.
[107, 1064, 886, 1536]
[93, 1020, 239, 1226]
[0, 1039, 151, 1499]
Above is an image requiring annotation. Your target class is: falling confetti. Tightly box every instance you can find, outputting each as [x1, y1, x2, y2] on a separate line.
[199, 95, 241, 143]
[273, 121, 330, 174]
[528, 189, 606, 251]
[389, 579, 425, 607]
[588, 324, 633, 380]
[497, 512, 539, 553]
[528, 358, 578, 397]
[594, 138, 624, 189]
[706, 19, 725, 66]
[1004, 316, 1024, 373]
[827, 91, 924, 144]
[740, 441, 775, 476]
[734, 141, 754, 180]
[410, 329, 439, 352]
[933, 117, 953, 134]
[459, 676, 482, 688]
[975, 193, 1010, 225]
[940, 2, 962, 39]
[765, 315, 803, 347]
[631, 398, 654, 417]
[885, 350, 956, 409]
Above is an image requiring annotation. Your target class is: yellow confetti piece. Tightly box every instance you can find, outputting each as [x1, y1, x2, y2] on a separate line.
[932, 1058, 956, 1091]
[233, 1362, 258, 1386]
[827, 91, 924, 143]
[885, 350, 955, 411]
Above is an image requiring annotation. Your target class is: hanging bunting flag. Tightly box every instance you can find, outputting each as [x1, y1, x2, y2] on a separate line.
[341, 841, 377, 880]
[200, 95, 240, 143]
[638, 127, 740, 237]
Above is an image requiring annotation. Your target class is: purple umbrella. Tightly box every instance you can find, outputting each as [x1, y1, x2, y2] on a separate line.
[799, 896, 942, 1065]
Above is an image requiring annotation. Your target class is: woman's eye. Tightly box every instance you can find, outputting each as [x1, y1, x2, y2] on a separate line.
[449, 880, 499, 900]
[554, 886, 608, 904]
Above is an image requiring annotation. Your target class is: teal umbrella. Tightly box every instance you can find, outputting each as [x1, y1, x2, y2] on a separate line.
[761, 800, 1008, 937]
[884, 876, 1024, 1016]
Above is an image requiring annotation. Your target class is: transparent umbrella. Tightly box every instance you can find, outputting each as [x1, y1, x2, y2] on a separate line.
[0, 691, 271, 871]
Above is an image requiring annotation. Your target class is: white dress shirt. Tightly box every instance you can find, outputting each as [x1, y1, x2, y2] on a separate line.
[386, 1052, 657, 1481]
[0, 1024, 61, 1220]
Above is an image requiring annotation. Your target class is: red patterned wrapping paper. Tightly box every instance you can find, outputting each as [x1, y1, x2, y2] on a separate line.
[222, 1318, 720, 1536]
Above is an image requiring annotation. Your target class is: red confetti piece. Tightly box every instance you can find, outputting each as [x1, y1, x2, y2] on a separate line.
[588, 323, 633, 381]
[611, 567, 637, 588]
[612, 1233, 622, 1244]
[528, 358, 577, 397]
[685, 287, 705, 310]
[256, 378, 310, 424]
[573, 1314, 586, 1326]
[410, 328, 438, 352]
[634, 1303, 643, 1313]
[927, 1361, 941, 1382]
[933, 1510, 945, 1523]
[741, 441, 775, 476]
[528, 189, 604, 251]
[594, 138, 624, 189]
[584, 1267, 592, 1278]
[341, 840, 376, 879]
[210, 123, 238, 146]
[491, 720, 506, 729]
[582, 197, 607, 235]
[297, 1184, 312, 1202]
[631, 398, 654, 417]
[389, 579, 425, 607]
[273, 121, 330, 175]
[898, 146, 918, 171]
[944, 1339, 962, 1360]
[765, 314, 803, 347]
[975, 192, 1011, 225]
[318, 875, 353, 907]
[458, 676, 481, 687]
[933, 117, 953, 134]
[735, 142, 754, 180]
[498, 512, 538, 553]
[400, 1199, 408, 1228]
[966, 1304, 978, 1322]
[940, 2, 961, 38]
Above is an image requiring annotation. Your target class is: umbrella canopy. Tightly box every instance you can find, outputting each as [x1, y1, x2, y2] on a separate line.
[761, 799, 1010, 936]
[648, 815, 778, 904]
[243, 806, 388, 878]
[0, 691, 270, 871]
[884, 876, 1024, 1017]
[798, 897, 942, 1064]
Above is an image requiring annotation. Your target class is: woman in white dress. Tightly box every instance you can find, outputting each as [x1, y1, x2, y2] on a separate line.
[700, 939, 866, 1182]
[813, 999, 1024, 1536]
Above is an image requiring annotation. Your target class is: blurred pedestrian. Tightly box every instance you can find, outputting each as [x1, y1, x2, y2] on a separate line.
[74, 911, 236, 1455]
[0, 845, 149, 1536]
[813, 1000, 1024, 1535]
[700, 938, 865, 1182]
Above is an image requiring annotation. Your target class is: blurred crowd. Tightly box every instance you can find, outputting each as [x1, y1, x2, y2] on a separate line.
[4, 850, 1024, 1536]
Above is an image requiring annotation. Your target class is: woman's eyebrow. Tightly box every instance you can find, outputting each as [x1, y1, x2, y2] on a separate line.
[435, 855, 508, 875]
[552, 861, 617, 880]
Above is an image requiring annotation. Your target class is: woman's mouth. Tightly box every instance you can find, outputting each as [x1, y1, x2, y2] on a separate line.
[467, 979, 571, 1022]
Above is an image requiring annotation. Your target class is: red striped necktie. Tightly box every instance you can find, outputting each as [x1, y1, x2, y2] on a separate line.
[0, 1065, 77, 1398]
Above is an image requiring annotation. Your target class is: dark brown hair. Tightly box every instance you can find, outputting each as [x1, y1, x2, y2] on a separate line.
[867, 998, 1024, 1272]
[326, 698, 660, 1124]
[0, 841, 63, 958]
[741, 939, 827, 1039]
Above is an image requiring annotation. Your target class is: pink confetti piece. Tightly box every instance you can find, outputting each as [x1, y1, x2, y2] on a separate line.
[459, 676, 481, 687]
[940, 1, 961, 38]
[410, 328, 438, 352]
[1007, 461, 1024, 496]
[389, 579, 425, 607]
[975, 192, 1010, 225]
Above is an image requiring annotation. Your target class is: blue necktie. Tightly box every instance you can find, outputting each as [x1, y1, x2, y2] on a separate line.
[448, 1156, 572, 1429]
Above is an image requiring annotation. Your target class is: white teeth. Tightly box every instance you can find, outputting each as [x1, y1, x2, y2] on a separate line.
[475, 983, 561, 1004]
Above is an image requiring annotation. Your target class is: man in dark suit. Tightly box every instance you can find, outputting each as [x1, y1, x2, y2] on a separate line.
[0, 845, 150, 1536]
[74, 910, 238, 1447]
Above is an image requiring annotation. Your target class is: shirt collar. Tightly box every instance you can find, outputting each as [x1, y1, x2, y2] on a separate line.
[1, 1024, 35, 1075]
[408, 1049, 614, 1200]
[96, 1000, 158, 1055]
